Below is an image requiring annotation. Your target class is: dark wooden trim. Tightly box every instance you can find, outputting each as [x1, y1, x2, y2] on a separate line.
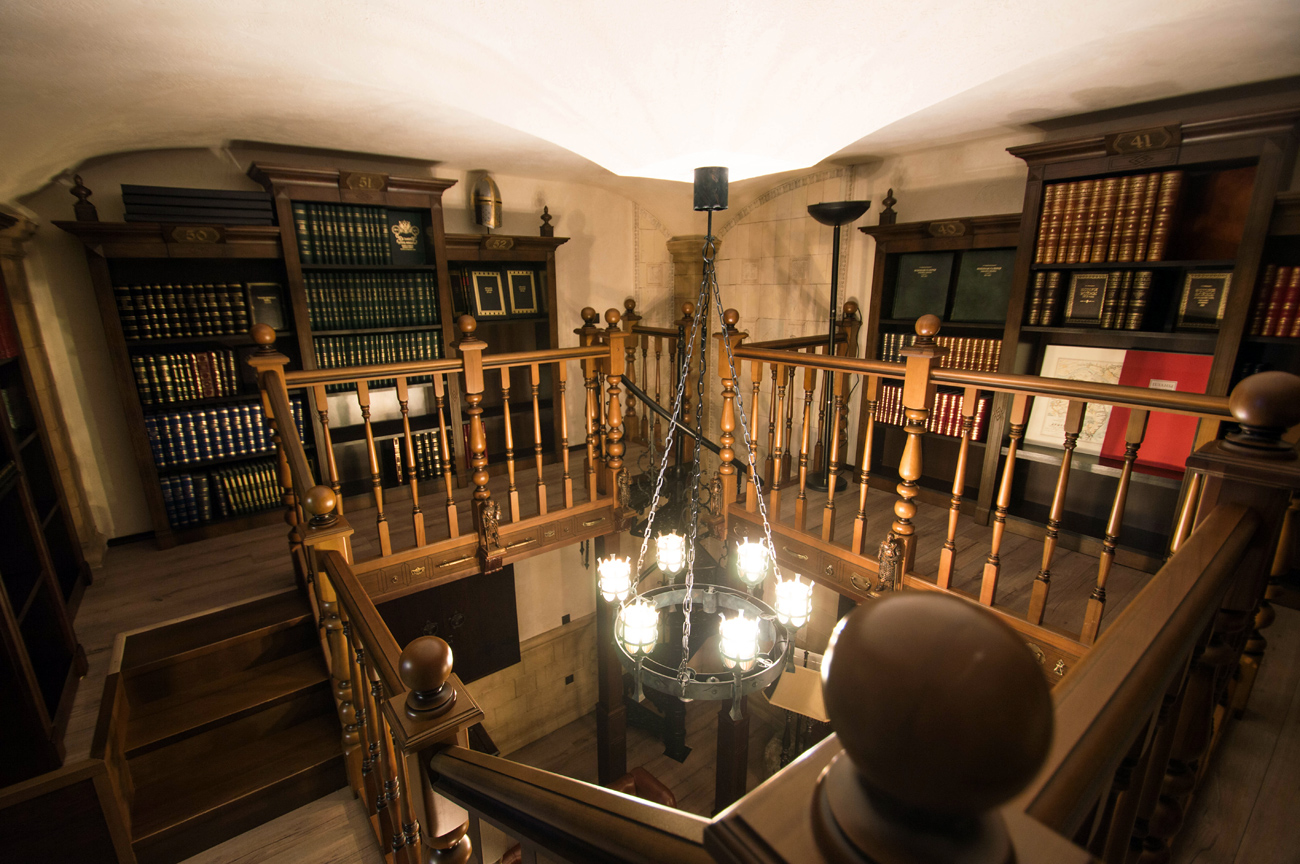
[1270, 190, 1300, 236]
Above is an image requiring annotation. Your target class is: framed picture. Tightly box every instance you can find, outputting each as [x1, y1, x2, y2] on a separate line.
[247, 282, 285, 330]
[506, 270, 539, 316]
[1063, 273, 1108, 326]
[1177, 272, 1231, 330]
[1024, 345, 1128, 455]
[470, 270, 508, 318]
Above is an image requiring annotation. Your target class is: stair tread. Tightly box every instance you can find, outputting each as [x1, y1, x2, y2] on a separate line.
[131, 713, 342, 841]
[126, 649, 328, 754]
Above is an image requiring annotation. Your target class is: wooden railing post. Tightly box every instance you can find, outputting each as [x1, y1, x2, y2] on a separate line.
[892, 315, 946, 573]
[455, 315, 501, 574]
[604, 309, 628, 508]
[576, 307, 602, 501]
[982, 393, 1031, 607]
[622, 298, 642, 444]
[715, 309, 746, 517]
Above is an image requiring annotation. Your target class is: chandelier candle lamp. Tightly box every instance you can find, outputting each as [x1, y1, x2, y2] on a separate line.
[597, 554, 633, 603]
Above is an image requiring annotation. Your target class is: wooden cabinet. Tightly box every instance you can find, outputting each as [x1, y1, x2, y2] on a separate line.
[0, 213, 88, 785]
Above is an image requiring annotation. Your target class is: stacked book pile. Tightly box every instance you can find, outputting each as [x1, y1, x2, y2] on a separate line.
[122, 185, 274, 226]
[1028, 270, 1153, 329]
[113, 284, 250, 339]
[875, 382, 990, 441]
[877, 333, 1001, 372]
[305, 272, 439, 330]
[1034, 170, 1184, 265]
[145, 397, 304, 469]
[314, 331, 443, 392]
[132, 350, 240, 406]
[1247, 265, 1300, 338]
[292, 203, 411, 264]
[391, 431, 450, 483]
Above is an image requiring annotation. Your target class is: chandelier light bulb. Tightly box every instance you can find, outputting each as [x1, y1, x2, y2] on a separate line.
[656, 532, 686, 575]
[718, 610, 761, 672]
[597, 555, 633, 603]
[735, 538, 769, 587]
[774, 573, 813, 630]
[618, 598, 659, 657]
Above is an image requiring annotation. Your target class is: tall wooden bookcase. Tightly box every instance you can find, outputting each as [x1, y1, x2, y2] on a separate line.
[0, 213, 88, 785]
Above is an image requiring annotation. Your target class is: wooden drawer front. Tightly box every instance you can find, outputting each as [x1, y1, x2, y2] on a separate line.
[406, 560, 431, 587]
[837, 562, 877, 600]
[501, 531, 541, 557]
[772, 535, 826, 582]
[358, 569, 383, 596]
[376, 562, 409, 594]
[577, 512, 611, 535]
[550, 516, 575, 541]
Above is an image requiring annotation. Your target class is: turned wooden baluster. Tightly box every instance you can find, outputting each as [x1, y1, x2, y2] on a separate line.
[557, 361, 574, 508]
[782, 365, 796, 486]
[622, 298, 641, 445]
[812, 361, 829, 477]
[343, 613, 381, 812]
[395, 376, 426, 547]
[850, 375, 879, 556]
[312, 383, 344, 515]
[715, 310, 744, 512]
[766, 363, 779, 487]
[746, 359, 763, 513]
[1082, 409, 1149, 644]
[582, 349, 600, 502]
[362, 653, 401, 852]
[653, 335, 664, 445]
[980, 393, 1031, 606]
[1169, 472, 1203, 556]
[499, 367, 520, 522]
[455, 316, 496, 548]
[1125, 684, 1186, 864]
[639, 331, 650, 445]
[770, 362, 788, 515]
[1235, 493, 1298, 717]
[1088, 718, 1153, 860]
[821, 371, 848, 543]
[937, 386, 980, 588]
[529, 363, 548, 515]
[604, 309, 628, 497]
[893, 316, 946, 573]
[795, 363, 816, 531]
[431, 373, 459, 538]
[1027, 400, 1086, 623]
[355, 380, 393, 557]
[248, 327, 309, 578]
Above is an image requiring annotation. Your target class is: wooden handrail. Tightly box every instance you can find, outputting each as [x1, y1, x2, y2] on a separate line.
[283, 356, 463, 388]
[428, 745, 713, 864]
[745, 331, 847, 351]
[322, 548, 404, 696]
[736, 344, 900, 376]
[1017, 502, 1257, 834]
[481, 344, 606, 369]
[261, 371, 317, 501]
[631, 324, 680, 337]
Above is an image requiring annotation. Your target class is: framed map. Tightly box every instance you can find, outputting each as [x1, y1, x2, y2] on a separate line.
[1025, 345, 1128, 455]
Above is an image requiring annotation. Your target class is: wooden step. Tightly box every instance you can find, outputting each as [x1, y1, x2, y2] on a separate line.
[125, 648, 329, 757]
[129, 714, 345, 864]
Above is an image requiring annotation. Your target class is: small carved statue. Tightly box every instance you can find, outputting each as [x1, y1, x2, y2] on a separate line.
[877, 532, 901, 593]
[481, 500, 502, 552]
[706, 473, 722, 518]
[617, 469, 631, 510]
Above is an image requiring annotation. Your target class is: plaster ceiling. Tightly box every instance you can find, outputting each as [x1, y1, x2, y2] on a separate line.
[2, 1, 1299, 211]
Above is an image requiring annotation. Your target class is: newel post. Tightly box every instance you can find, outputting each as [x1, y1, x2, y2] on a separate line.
[715, 309, 746, 518]
[455, 316, 501, 574]
[892, 315, 946, 573]
[622, 298, 642, 444]
[604, 308, 629, 519]
[575, 307, 603, 501]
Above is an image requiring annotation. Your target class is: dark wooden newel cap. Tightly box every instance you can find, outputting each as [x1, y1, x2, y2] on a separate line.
[400, 635, 456, 719]
[457, 314, 478, 337]
[302, 485, 338, 526]
[251, 322, 276, 352]
[1224, 371, 1300, 457]
[581, 307, 599, 325]
[605, 308, 621, 327]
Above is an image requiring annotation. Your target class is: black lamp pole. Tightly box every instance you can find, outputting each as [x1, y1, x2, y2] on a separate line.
[806, 201, 870, 492]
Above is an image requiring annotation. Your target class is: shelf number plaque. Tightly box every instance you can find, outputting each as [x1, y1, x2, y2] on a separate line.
[340, 171, 388, 191]
[168, 225, 223, 244]
[1105, 125, 1181, 156]
[927, 220, 966, 237]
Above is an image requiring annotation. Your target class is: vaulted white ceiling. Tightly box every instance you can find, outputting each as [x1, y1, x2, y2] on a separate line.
[1, 1, 1298, 207]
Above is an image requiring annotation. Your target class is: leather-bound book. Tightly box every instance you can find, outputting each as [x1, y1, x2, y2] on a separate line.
[1286, 269, 1300, 338]
[1248, 264, 1278, 336]
[1041, 271, 1065, 326]
[1125, 272, 1153, 330]
[1089, 177, 1122, 263]
[1264, 267, 1294, 337]
[1117, 173, 1153, 262]
[1275, 268, 1300, 338]
[1105, 176, 1134, 262]
[1044, 183, 1070, 265]
[1035, 184, 1060, 263]
[1146, 171, 1184, 261]
[1100, 271, 1125, 328]
[1132, 173, 1161, 261]
[1064, 179, 1098, 263]
[1055, 183, 1081, 266]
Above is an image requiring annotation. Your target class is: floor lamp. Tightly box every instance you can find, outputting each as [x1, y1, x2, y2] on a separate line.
[806, 200, 870, 492]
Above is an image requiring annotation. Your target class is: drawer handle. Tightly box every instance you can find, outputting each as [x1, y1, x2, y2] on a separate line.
[782, 546, 809, 561]
[504, 537, 534, 550]
[583, 518, 604, 528]
[410, 566, 425, 576]
[850, 574, 872, 593]
[824, 564, 835, 578]
[438, 554, 474, 569]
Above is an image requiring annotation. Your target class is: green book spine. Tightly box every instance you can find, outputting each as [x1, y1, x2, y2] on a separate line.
[1099, 271, 1124, 329]
[292, 202, 312, 264]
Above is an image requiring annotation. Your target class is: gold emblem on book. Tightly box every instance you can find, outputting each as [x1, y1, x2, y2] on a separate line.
[390, 220, 420, 251]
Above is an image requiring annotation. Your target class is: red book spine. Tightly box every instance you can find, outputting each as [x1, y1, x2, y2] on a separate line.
[1276, 268, 1300, 338]
[1248, 264, 1278, 336]
[1264, 267, 1294, 337]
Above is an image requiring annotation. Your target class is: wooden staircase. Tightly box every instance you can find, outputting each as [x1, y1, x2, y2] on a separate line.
[94, 589, 347, 864]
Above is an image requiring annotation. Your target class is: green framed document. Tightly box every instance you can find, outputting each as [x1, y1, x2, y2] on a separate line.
[470, 270, 508, 318]
[1064, 273, 1108, 326]
[890, 252, 954, 320]
[1177, 272, 1231, 330]
[506, 270, 539, 316]
[949, 249, 1016, 322]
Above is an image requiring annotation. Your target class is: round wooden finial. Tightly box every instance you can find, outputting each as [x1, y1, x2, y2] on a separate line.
[682, 301, 695, 317]
[624, 297, 637, 313]
[457, 314, 477, 336]
[843, 300, 859, 318]
[302, 485, 338, 526]
[815, 593, 1052, 862]
[251, 323, 276, 352]
[723, 308, 740, 328]
[915, 314, 941, 339]
[605, 308, 621, 327]
[400, 635, 457, 718]
[581, 307, 599, 325]
[1224, 371, 1300, 457]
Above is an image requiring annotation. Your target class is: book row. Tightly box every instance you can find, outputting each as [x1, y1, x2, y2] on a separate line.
[449, 265, 547, 319]
[160, 458, 296, 528]
[391, 431, 451, 483]
[145, 398, 305, 470]
[113, 283, 251, 340]
[1030, 271, 1154, 330]
[305, 272, 439, 330]
[292, 202, 421, 265]
[132, 350, 240, 406]
[1034, 170, 1184, 265]
[889, 249, 1015, 324]
[875, 384, 990, 442]
[314, 331, 443, 393]
[1247, 265, 1300, 338]
[877, 333, 1002, 373]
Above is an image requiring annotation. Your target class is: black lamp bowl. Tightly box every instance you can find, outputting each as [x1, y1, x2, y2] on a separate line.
[807, 201, 871, 227]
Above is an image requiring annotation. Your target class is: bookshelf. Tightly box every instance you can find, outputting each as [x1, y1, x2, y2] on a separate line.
[55, 219, 307, 548]
[0, 212, 88, 785]
[858, 214, 1020, 507]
